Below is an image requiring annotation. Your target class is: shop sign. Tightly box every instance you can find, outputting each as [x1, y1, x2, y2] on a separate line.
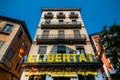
[27, 53, 97, 63]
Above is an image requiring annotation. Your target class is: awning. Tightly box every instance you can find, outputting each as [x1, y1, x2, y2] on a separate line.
[25, 71, 97, 77]
[78, 71, 97, 76]
[50, 72, 77, 77]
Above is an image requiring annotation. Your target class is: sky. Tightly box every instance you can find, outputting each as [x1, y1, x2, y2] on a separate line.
[0, 0, 120, 39]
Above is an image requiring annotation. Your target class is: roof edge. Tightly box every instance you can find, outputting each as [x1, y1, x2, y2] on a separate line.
[42, 8, 81, 11]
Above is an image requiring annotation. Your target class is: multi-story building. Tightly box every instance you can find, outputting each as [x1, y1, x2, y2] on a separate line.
[0, 16, 32, 80]
[90, 33, 120, 80]
[21, 8, 103, 80]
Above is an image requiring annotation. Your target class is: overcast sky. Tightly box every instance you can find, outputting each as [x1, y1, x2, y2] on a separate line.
[0, 0, 120, 39]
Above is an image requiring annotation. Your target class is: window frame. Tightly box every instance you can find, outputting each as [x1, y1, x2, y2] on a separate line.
[58, 20, 64, 24]
[6, 48, 15, 60]
[76, 46, 86, 54]
[57, 45, 66, 53]
[59, 12, 64, 15]
[38, 46, 47, 55]
[72, 20, 77, 24]
[47, 12, 52, 15]
[0, 24, 13, 35]
[70, 12, 75, 15]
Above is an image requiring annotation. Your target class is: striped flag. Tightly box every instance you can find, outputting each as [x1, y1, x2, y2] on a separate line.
[19, 46, 25, 58]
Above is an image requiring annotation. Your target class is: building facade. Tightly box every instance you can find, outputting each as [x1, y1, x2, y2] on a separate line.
[21, 8, 103, 80]
[0, 16, 32, 80]
[90, 33, 120, 80]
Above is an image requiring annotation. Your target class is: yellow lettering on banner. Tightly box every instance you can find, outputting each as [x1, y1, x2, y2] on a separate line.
[71, 54, 78, 62]
[63, 54, 70, 62]
[86, 54, 93, 62]
[36, 54, 42, 62]
[27, 54, 34, 62]
[56, 54, 62, 62]
[47, 54, 54, 62]
[43, 54, 47, 62]
[79, 54, 87, 62]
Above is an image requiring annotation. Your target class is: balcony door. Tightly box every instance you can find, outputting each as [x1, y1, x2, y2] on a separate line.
[42, 30, 49, 39]
[76, 46, 86, 55]
[45, 19, 51, 24]
[57, 46, 66, 53]
[73, 30, 81, 39]
[58, 30, 65, 39]
[38, 46, 47, 60]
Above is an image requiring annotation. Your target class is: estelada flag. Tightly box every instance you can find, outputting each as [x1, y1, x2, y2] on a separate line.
[19, 46, 25, 58]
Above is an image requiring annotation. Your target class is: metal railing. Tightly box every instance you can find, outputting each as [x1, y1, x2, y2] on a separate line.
[69, 13, 78, 18]
[44, 13, 53, 16]
[37, 34, 86, 40]
[41, 21, 81, 25]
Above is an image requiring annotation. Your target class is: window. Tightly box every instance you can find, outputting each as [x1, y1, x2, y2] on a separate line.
[48, 12, 52, 15]
[1, 24, 13, 34]
[18, 30, 23, 39]
[57, 46, 66, 53]
[7, 48, 15, 60]
[42, 30, 49, 39]
[73, 30, 81, 39]
[76, 46, 86, 54]
[59, 12, 63, 15]
[72, 20, 77, 24]
[38, 46, 47, 55]
[58, 30, 65, 39]
[0, 40, 4, 48]
[71, 12, 75, 15]
[38, 46, 47, 60]
[59, 20, 64, 24]
[45, 19, 51, 24]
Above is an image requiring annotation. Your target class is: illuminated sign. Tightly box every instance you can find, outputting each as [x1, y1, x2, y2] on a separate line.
[27, 53, 96, 62]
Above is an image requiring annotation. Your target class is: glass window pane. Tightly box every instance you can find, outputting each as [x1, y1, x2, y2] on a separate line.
[38, 46, 47, 55]
[72, 20, 77, 24]
[57, 46, 66, 53]
[76, 46, 86, 54]
[58, 30, 64, 38]
[73, 30, 81, 39]
[7, 48, 15, 60]
[2, 24, 13, 33]
[59, 20, 64, 24]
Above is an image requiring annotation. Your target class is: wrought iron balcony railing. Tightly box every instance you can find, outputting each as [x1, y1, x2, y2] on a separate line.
[56, 13, 65, 19]
[41, 21, 82, 29]
[44, 13, 53, 19]
[69, 13, 78, 18]
[36, 34, 86, 44]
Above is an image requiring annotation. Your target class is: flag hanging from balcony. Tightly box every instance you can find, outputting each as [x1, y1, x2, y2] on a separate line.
[19, 44, 25, 58]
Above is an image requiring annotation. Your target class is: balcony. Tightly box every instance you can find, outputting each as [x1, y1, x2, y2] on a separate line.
[22, 54, 103, 69]
[69, 13, 78, 18]
[57, 13, 65, 19]
[44, 13, 53, 19]
[41, 21, 82, 29]
[36, 34, 86, 44]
